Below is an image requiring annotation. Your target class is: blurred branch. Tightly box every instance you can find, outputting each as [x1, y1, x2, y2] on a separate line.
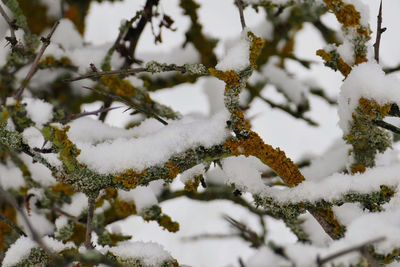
[317, 237, 385, 267]
[373, 120, 400, 135]
[224, 215, 263, 248]
[14, 21, 60, 100]
[83, 86, 168, 125]
[0, 212, 27, 237]
[60, 106, 122, 124]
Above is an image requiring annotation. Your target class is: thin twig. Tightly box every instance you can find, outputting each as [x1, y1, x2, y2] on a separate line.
[83, 86, 168, 125]
[0, 3, 16, 44]
[64, 64, 191, 83]
[14, 21, 60, 100]
[60, 106, 122, 124]
[84, 197, 96, 249]
[317, 237, 385, 266]
[373, 120, 400, 135]
[236, 0, 247, 30]
[64, 67, 146, 82]
[224, 215, 263, 248]
[373, 0, 386, 63]
[0, 212, 27, 237]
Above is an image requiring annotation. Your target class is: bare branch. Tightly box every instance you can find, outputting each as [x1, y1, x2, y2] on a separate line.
[373, 120, 400, 135]
[235, 0, 247, 30]
[83, 86, 168, 125]
[14, 21, 60, 100]
[60, 106, 122, 124]
[317, 237, 385, 266]
[373, 0, 386, 63]
[84, 197, 96, 249]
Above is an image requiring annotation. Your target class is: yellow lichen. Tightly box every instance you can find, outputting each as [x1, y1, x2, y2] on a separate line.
[184, 176, 201, 192]
[157, 215, 180, 233]
[323, 0, 360, 27]
[315, 206, 345, 237]
[224, 132, 305, 187]
[358, 98, 391, 117]
[248, 32, 266, 68]
[166, 161, 180, 178]
[50, 183, 75, 196]
[51, 126, 81, 172]
[114, 169, 146, 189]
[100, 75, 137, 98]
[351, 163, 366, 174]
[208, 68, 240, 90]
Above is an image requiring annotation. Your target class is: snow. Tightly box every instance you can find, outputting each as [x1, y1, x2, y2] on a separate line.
[258, 58, 308, 105]
[55, 215, 69, 231]
[216, 29, 250, 72]
[50, 19, 83, 50]
[118, 187, 158, 212]
[2, 236, 75, 267]
[221, 156, 266, 194]
[39, 0, 62, 18]
[338, 62, 400, 134]
[245, 246, 290, 267]
[263, 163, 400, 203]
[71, 111, 230, 174]
[108, 241, 173, 266]
[179, 163, 205, 184]
[337, 40, 355, 65]
[343, 0, 370, 27]
[22, 98, 53, 127]
[2, 236, 37, 267]
[0, 160, 24, 190]
[61, 193, 88, 217]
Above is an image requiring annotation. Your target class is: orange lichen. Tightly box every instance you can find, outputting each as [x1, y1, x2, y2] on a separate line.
[224, 132, 305, 187]
[1, 109, 9, 125]
[337, 58, 352, 77]
[323, 0, 360, 27]
[208, 68, 240, 89]
[358, 98, 391, 117]
[166, 161, 180, 178]
[114, 200, 137, 217]
[184, 176, 201, 192]
[51, 126, 81, 172]
[351, 163, 366, 174]
[316, 49, 352, 77]
[232, 109, 251, 131]
[114, 169, 146, 189]
[315, 206, 345, 237]
[100, 75, 137, 98]
[157, 215, 180, 233]
[248, 32, 266, 68]
[50, 183, 75, 196]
